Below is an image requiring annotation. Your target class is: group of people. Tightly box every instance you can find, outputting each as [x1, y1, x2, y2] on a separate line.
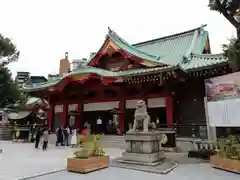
[33, 125, 78, 151]
[55, 126, 77, 147]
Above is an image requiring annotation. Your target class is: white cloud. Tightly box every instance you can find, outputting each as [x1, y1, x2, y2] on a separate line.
[1, 0, 236, 78]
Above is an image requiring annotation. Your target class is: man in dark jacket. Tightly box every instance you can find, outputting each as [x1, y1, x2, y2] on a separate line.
[35, 128, 42, 148]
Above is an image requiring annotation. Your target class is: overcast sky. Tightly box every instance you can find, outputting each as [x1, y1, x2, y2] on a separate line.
[1, 0, 236, 78]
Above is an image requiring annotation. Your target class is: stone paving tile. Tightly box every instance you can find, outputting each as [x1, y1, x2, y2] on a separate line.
[0, 141, 71, 180]
[1, 141, 239, 180]
[0, 141, 123, 180]
[164, 152, 208, 164]
[31, 164, 240, 180]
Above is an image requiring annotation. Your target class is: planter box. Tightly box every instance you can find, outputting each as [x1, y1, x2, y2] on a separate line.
[210, 155, 240, 173]
[67, 156, 109, 173]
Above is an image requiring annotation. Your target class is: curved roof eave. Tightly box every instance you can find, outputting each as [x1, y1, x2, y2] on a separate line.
[107, 28, 167, 65]
[22, 65, 178, 92]
[84, 27, 167, 66]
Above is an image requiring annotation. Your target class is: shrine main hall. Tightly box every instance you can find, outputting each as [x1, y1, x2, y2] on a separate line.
[23, 25, 230, 136]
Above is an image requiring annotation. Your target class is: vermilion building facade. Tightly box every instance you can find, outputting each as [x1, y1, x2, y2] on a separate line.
[23, 25, 230, 136]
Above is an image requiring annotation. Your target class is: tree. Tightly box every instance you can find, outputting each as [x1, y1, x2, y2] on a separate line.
[209, 0, 240, 39]
[0, 34, 20, 66]
[0, 67, 24, 108]
[0, 33, 23, 108]
[209, 0, 240, 71]
[222, 37, 240, 71]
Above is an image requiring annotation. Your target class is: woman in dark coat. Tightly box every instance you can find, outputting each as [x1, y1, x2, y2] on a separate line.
[35, 128, 42, 149]
[56, 127, 64, 146]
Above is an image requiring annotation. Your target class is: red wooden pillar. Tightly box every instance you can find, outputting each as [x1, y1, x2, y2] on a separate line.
[144, 96, 148, 107]
[165, 94, 174, 128]
[76, 101, 83, 131]
[119, 98, 125, 135]
[62, 102, 68, 128]
[47, 104, 54, 131]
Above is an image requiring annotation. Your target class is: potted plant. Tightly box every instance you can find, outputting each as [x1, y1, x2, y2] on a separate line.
[67, 134, 109, 173]
[210, 135, 240, 173]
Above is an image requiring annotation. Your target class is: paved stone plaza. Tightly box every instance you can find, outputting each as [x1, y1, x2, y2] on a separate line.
[0, 141, 239, 180]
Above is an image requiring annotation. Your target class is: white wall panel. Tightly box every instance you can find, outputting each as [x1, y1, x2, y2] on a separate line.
[126, 99, 142, 109]
[55, 105, 63, 113]
[148, 98, 165, 108]
[68, 104, 77, 111]
[84, 101, 119, 111]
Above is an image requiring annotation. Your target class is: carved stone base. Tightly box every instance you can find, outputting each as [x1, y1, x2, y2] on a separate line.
[120, 151, 164, 165]
[119, 131, 164, 166]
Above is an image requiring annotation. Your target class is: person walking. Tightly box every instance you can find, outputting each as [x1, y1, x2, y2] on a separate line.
[42, 128, 49, 151]
[96, 117, 103, 134]
[31, 122, 37, 142]
[56, 126, 64, 147]
[65, 126, 70, 146]
[35, 128, 42, 149]
[70, 127, 77, 147]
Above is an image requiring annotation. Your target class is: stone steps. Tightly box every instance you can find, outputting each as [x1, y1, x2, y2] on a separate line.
[100, 135, 125, 149]
[0, 124, 13, 141]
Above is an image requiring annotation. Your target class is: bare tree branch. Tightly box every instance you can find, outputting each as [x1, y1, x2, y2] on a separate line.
[222, 0, 228, 7]
[215, 0, 239, 28]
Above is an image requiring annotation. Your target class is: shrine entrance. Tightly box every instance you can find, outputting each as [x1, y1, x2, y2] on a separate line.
[82, 101, 119, 134]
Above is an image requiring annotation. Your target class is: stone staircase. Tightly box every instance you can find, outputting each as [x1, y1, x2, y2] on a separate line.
[100, 135, 125, 149]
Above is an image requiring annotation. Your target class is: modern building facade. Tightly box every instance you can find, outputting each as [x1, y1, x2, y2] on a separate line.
[71, 58, 87, 71]
[15, 71, 30, 87]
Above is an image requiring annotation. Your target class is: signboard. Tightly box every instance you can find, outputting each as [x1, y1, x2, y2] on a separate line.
[207, 99, 240, 127]
[205, 72, 240, 127]
[205, 71, 240, 101]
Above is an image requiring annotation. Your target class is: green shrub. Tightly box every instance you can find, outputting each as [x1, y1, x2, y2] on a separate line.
[74, 134, 106, 159]
[217, 135, 240, 160]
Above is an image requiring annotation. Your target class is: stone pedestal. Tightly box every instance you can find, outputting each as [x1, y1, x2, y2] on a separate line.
[118, 131, 164, 165]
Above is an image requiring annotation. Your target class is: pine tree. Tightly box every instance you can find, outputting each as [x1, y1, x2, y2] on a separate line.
[209, 0, 240, 39]
[0, 67, 23, 108]
[0, 33, 23, 108]
[209, 0, 240, 71]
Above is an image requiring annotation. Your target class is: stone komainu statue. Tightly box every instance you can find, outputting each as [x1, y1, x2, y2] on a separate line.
[131, 100, 150, 132]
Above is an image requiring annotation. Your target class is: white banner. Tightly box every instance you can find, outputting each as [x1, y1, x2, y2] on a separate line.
[84, 101, 119, 111]
[224, 98, 240, 126]
[207, 98, 240, 127]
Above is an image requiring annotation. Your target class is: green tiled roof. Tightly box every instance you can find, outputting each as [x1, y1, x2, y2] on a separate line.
[23, 77, 62, 92]
[70, 66, 175, 77]
[23, 65, 177, 92]
[23, 25, 229, 92]
[23, 53, 228, 92]
[26, 97, 42, 105]
[180, 54, 228, 70]
[108, 28, 162, 63]
[133, 25, 208, 66]
[85, 25, 209, 67]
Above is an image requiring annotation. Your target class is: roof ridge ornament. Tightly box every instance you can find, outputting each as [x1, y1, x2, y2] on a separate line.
[200, 24, 207, 29]
[182, 29, 199, 64]
[108, 27, 120, 42]
[198, 24, 207, 35]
